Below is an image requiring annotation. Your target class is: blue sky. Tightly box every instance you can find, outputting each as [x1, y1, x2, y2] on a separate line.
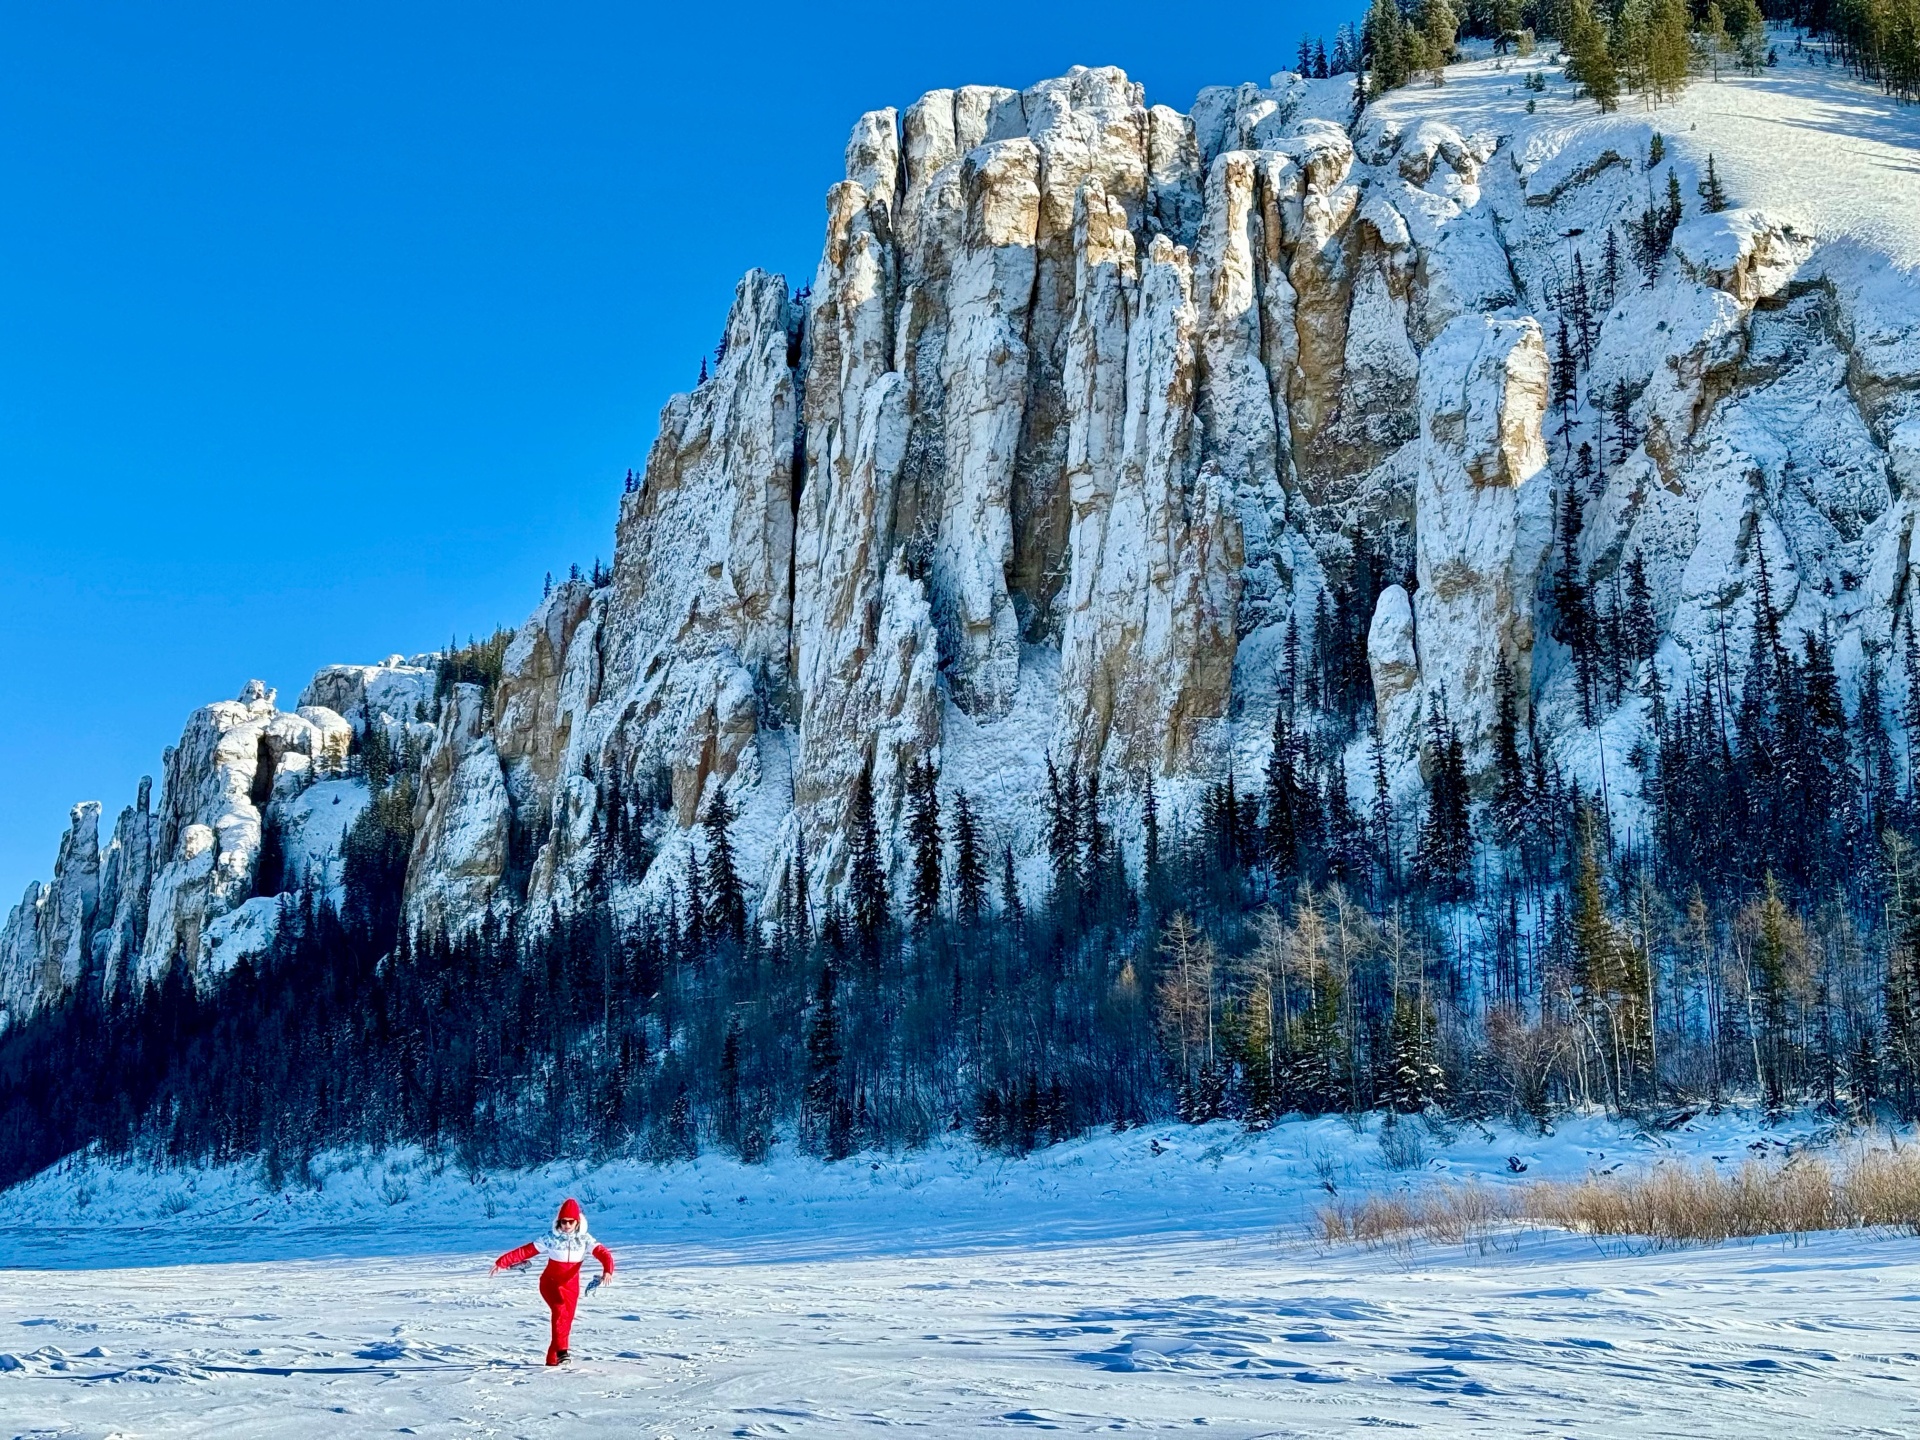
[0, 0, 1352, 901]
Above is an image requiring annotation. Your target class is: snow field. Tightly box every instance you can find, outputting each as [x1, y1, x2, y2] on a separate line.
[3, 1222, 1918, 1436]
[4, 1113, 1920, 1435]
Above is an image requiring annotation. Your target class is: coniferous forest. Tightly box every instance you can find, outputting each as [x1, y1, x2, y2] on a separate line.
[6, 3, 1920, 1192]
[5, 536, 1920, 1193]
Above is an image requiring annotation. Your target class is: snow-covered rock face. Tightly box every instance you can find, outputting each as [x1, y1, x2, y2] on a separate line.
[1406, 315, 1553, 765]
[7, 58, 1920, 999]
[405, 683, 511, 935]
[1, 684, 353, 1017]
[142, 683, 352, 984]
[300, 656, 435, 747]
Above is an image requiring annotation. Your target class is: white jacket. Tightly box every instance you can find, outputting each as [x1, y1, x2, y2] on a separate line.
[536, 1228, 600, 1264]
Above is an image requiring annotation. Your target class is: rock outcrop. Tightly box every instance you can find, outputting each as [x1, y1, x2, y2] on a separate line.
[6, 60, 1918, 1018]
[1404, 314, 1553, 765]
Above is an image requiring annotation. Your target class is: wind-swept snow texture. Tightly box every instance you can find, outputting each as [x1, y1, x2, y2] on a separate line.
[2, 1115, 1918, 1436]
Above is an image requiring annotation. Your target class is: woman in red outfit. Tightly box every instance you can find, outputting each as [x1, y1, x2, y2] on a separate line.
[492, 1197, 615, 1365]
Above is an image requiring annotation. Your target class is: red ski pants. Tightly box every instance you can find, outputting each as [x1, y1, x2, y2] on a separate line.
[539, 1261, 582, 1365]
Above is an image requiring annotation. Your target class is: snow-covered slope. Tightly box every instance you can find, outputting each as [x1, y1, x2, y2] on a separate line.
[6, 37, 1920, 1017]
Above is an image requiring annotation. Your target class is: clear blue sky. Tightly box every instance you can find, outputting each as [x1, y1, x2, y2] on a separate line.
[0, 0, 1352, 902]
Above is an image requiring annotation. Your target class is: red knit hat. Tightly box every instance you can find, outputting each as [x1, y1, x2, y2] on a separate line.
[556, 1197, 583, 1226]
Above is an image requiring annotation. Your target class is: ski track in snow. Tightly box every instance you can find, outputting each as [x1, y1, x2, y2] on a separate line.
[4, 1114, 1920, 1436]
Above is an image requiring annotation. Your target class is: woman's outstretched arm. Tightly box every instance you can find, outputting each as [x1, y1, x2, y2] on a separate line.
[492, 1241, 540, 1272]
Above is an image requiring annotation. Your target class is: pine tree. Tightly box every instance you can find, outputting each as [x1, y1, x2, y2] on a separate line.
[1552, 318, 1581, 459]
[1142, 780, 1161, 890]
[803, 960, 851, 1158]
[1491, 654, 1529, 840]
[1000, 845, 1023, 926]
[1364, 0, 1410, 92]
[1314, 35, 1330, 77]
[847, 758, 887, 958]
[1622, 548, 1659, 671]
[1415, 696, 1474, 899]
[1569, 250, 1597, 364]
[1265, 704, 1304, 880]
[789, 825, 811, 952]
[1607, 379, 1639, 463]
[1567, 814, 1647, 1107]
[1382, 981, 1444, 1113]
[1698, 154, 1728, 213]
[1417, 0, 1457, 84]
[951, 789, 986, 927]
[1566, 0, 1620, 111]
[1332, 21, 1357, 74]
[1370, 729, 1396, 884]
[1556, 486, 1597, 726]
[906, 756, 943, 932]
[1883, 833, 1920, 1118]
[682, 848, 707, 956]
[703, 788, 746, 947]
[1646, 0, 1692, 99]
[1600, 227, 1622, 310]
[1043, 757, 1083, 904]
[1746, 874, 1803, 1112]
[1083, 770, 1111, 903]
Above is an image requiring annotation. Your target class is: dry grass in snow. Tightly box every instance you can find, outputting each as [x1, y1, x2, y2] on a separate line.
[1317, 1141, 1920, 1251]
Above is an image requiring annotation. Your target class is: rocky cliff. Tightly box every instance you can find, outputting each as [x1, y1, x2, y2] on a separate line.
[6, 54, 1918, 1027]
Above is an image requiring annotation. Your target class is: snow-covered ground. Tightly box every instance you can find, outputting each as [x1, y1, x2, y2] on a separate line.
[1373, 33, 1920, 269]
[5, 1113, 1920, 1436]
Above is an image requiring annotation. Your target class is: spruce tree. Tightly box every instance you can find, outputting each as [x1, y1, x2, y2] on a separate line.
[803, 960, 851, 1158]
[1566, 0, 1620, 111]
[1364, 0, 1410, 92]
[1370, 729, 1396, 885]
[790, 825, 811, 951]
[1491, 654, 1529, 840]
[1044, 757, 1083, 904]
[1623, 549, 1659, 671]
[1417, 0, 1457, 83]
[1600, 227, 1621, 309]
[1001, 845, 1023, 926]
[1265, 704, 1304, 880]
[1552, 318, 1581, 459]
[906, 756, 943, 932]
[703, 788, 746, 947]
[1647, 0, 1693, 98]
[1663, 168, 1685, 245]
[682, 848, 707, 956]
[847, 758, 888, 959]
[951, 789, 986, 927]
[1698, 154, 1728, 213]
[1608, 379, 1639, 463]
[1142, 779, 1161, 890]
[1415, 696, 1474, 899]
[1569, 250, 1597, 363]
